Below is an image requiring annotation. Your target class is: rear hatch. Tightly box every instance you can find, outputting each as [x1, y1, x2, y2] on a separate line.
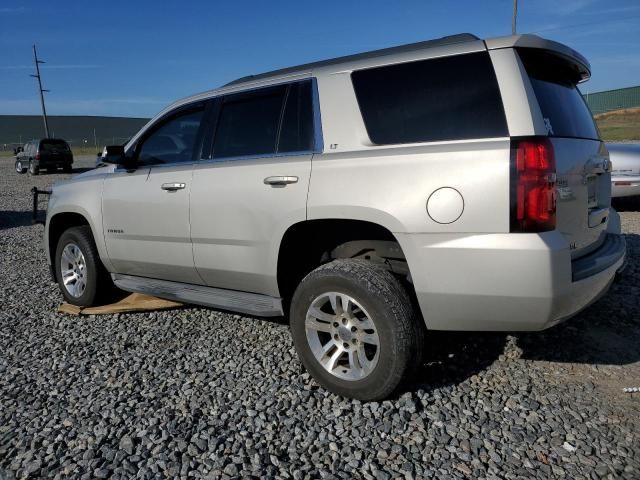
[40, 139, 72, 160]
[518, 48, 610, 259]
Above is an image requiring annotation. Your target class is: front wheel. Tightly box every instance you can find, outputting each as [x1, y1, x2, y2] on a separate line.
[62, 164, 72, 173]
[290, 259, 420, 401]
[55, 225, 114, 306]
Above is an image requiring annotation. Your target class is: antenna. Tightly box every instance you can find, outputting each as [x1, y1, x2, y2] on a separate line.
[512, 0, 518, 35]
[30, 45, 50, 138]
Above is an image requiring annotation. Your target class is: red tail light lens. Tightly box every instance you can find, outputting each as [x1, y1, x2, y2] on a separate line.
[35, 153, 40, 160]
[511, 137, 556, 232]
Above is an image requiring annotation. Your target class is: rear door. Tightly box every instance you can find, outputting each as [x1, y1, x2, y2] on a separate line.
[518, 48, 610, 258]
[190, 80, 317, 296]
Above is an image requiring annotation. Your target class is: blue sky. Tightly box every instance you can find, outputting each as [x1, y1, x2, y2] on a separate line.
[1, 0, 639, 117]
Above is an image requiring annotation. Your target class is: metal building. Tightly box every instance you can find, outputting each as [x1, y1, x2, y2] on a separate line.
[583, 85, 640, 115]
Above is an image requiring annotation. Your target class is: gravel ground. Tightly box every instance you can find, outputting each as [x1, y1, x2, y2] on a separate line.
[1, 155, 639, 479]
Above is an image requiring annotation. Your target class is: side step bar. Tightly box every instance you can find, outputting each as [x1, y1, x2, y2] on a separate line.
[111, 274, 284, 317]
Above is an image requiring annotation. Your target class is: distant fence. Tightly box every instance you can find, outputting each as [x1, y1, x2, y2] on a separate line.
[1, 137, 131, 154]
[583, 85, 640, 115]
[0, 115, 149, 153]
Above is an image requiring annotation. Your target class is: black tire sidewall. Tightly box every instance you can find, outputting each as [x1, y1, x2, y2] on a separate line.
[29, 160, 39, 175]
[55, 227, 100, 307]
[290, 263, 412, 400]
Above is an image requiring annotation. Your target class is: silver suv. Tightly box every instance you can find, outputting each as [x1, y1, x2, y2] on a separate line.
[44, 33, 626, 400]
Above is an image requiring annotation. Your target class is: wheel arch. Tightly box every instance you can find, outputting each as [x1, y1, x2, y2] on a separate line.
[276, 218, 417, 308]
[47, 212, 94, 282]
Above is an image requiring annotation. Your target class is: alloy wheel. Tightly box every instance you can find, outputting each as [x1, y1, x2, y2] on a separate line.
[60, 243, 88, 298]
[305, 292, 380, 381]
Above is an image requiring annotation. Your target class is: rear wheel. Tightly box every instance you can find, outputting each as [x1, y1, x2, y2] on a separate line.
[15, 160, 27, 174]
[62, 164, 72, 173]
[55, 225, 115, 307]
[29, 160, 39, 176]
[290, 259, 420, 400]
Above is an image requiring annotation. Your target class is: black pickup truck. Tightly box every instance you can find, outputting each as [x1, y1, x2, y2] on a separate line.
[15, 138, 73, 175]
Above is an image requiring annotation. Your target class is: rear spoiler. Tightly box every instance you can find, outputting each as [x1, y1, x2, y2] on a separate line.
[485, 34, 591, 82]
[31, 187, 51, 225]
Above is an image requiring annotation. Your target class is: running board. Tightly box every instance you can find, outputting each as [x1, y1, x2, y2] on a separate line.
[111, 274, 284, 317]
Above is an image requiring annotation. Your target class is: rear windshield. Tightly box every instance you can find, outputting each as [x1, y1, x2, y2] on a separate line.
[40, 140, 70, 152]
[351, 51, 508, 145]
[518, 48, 599, 140]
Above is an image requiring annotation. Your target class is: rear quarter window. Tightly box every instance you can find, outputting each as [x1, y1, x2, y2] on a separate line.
[351, 51, 508, 145]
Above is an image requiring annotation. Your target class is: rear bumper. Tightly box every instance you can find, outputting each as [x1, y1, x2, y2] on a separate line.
[612, 176, 640, 198]
[396, 227, 626, 332]
[39, 159, 73, 167]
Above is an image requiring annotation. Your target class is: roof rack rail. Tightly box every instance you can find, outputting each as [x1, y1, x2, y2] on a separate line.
[223, 33, 479, 87]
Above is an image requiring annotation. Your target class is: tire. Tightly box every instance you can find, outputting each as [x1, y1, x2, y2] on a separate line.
[63, 164, 72, 173]
[29, 160, 39, 176]
[55, 225, 114, 307]
[15, 160, 27, 174]
[290, 259, 419, 401]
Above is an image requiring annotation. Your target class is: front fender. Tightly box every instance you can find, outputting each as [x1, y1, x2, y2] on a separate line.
[45, 175, 114, 272]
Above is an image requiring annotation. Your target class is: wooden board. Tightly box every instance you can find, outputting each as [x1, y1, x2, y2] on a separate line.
[58, 293, 182, 316]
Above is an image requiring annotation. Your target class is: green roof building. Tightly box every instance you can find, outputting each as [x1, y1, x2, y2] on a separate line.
[583, 85, 640, 115]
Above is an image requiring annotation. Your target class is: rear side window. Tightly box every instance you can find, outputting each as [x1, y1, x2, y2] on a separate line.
[351, 52, 508, 145]
[518, 48, 599, 140]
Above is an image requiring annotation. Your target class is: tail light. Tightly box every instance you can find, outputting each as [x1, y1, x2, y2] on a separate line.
[511, 137, 556, 232]
[35, 153, 40, 160]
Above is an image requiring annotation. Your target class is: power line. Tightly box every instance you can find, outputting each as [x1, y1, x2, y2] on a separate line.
[30, 45, 50, 139]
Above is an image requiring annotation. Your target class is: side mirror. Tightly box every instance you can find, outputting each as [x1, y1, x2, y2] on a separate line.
[103, 145, 134, 168]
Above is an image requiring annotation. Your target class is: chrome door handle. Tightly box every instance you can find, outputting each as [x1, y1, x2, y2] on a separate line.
[161, 182, 186, 191]
[264, 176, 299, 186]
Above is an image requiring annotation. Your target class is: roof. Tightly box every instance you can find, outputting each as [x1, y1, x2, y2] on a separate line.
[223, 33, 590, 89]
[127, 32, 591, 150]
[224, 33, 480, 87]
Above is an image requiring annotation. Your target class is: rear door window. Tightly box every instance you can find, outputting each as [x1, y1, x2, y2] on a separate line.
[212, 86, 287, 159]
[351, 52, 508, 145]
[518, 48, 599, 140]
[277, 81, 314, 153]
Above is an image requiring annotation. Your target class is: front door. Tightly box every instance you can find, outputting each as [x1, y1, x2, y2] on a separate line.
[102, 102, 207, 284]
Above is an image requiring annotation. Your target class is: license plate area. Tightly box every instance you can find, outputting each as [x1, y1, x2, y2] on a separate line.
[587, 175, 598, 208]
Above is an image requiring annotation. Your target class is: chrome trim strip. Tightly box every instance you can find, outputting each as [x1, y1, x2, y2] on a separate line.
[197, 151, 314, 166]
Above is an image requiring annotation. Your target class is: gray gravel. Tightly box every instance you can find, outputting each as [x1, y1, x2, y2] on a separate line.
[1, 155, 639, 479]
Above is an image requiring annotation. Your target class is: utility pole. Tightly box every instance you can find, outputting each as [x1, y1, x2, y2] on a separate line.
[30, 45, 50, 138]
[512, 0, 518, 35]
